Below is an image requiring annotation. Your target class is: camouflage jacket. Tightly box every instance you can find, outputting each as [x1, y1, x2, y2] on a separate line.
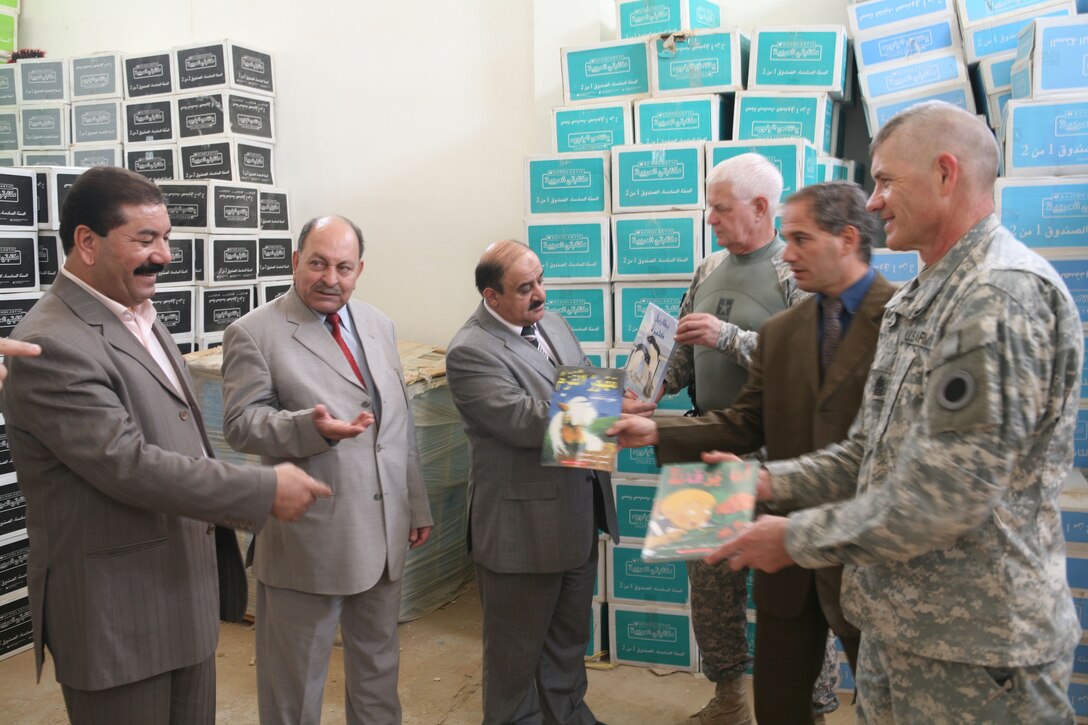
[663, 239, 809, 395]
[767, 216, 1082, 666]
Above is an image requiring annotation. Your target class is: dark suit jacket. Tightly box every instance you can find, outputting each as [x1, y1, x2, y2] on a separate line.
[656, 272, 897, 621]
[1, 274, 277, 691]
[446, 304, 618, 574]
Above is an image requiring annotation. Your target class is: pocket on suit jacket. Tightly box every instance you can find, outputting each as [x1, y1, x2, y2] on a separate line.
[503, 480, 558, 500]
[86, 537, 168, 558]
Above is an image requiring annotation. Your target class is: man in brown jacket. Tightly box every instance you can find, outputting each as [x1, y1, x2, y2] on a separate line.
[610, 181, 896, 725]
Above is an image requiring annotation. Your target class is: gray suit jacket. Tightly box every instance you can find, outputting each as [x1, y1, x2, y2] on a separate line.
[221, 289, 432, 595]
[446, 304, 618, 574]
[1, 274, 277, 691]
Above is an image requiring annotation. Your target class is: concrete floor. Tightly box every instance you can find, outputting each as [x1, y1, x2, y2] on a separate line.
[0, 580, 855, 724]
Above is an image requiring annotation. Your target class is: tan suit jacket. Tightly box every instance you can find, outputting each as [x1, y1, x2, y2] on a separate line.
[221, 289, 431, 595]
[657, 273, 897, 622]
[1, 274, 277, 692]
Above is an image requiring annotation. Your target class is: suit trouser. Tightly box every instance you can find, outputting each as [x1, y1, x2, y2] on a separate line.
[475, 543, 599, 725]
[256, 574, 403, 725]
[61, 653, 215, 725]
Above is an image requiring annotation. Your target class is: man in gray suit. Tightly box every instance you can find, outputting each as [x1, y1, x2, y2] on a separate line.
[221, 215, 434, 725]
[1, 166, 329, 724]
[446, 240, 646, 725]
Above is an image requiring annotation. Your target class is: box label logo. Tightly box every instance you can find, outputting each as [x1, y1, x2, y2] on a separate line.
[1042, 191, 1088, 219]
[135, 157, 167, 172]
[81, 110, 112, 126]
[184, 53, 218, 71]
[0, 184, 19, 203]
[236, 114, 263, 131]
[223, 205, 251, 221]
[262, 245, 286, 260]
[542, 169, 592, 189]
[133, 109, 165, 125]
[242, 152, 266, 168]
[631, 159, 685, 181]
[168, 203, 200, 220]
[27, 68, 58, 84]
[769, 40, 824, 62]
[28, 116, 56, 130]
[626, 621, 679, 643]
[585, 54, 632, 77]
[540, 233, 590, 254]
[79, 72, 111, 90]
[213, 307, 241, 324]
[223, 247, 249, 262]
[550, 301, 592, 318]
[629, 229, 681, 249]
[186, 113, 218, 130]
[0, 247, 20, 265]
[132, 61, 164, 79]
[1055, 110, 1088, 137]
[190, 150, 224, 167]
[240, 55, 266, 74]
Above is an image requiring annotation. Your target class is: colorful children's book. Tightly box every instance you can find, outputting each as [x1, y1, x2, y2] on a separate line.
[641, 461, 759, 561]
[541, 365, 624, 471]
[624, 302, 677, 402]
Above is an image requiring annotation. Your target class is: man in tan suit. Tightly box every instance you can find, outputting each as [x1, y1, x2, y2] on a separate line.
[610, 182, 896, 724]
[221, 215, 433, 725]
[1, 166, 328, 724]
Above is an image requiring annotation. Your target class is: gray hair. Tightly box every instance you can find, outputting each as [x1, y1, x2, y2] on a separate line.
[706, 152, 784, 218]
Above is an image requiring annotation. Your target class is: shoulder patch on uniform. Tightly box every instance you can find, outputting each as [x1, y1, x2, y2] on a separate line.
[935, 369, 975, 411]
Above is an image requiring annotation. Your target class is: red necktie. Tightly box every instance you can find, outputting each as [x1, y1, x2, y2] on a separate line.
[326, 312, 366, 390]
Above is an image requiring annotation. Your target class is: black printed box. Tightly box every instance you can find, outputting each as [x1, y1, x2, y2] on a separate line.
[0, 535, 28, 598]
[0, 233, 39, 293]
[205, 235, 258, 286]
[71, 100, 123, 146]
[123, 99, 175, 145]
[22, 151, 68, 167]
[198, 285, 252, 334]
[0, 169, 37, 231]
[70, 52, 123, 101]
[16, 58, 68, 104]
[0, 482, 25, 538]
[259, 188, 289, 231]
[258, 280, 291, 306]
[125, 145, 177, 181]
[123, 51, 175, 99]
[210, 181, 259, 233]
[0, 292, 41, 338]
[236, 140, 274, 186]
[157, 236, 196, 286]
[227, 93, 274, 142]
[175, 92, 226, 141]
[35, 167, 85, 230]
[179, 140, 233, 181]
[19, 105, 68, 150]
[0, 591, 32, 661]
[175, 41, 229, 92]
[152, 286, 194, 336]
[0, 415, 12, 480]
[36, 233, 61, 288]
[229, 42, 275, 96]
[0, 66, 15, 107]
[158, 180, 210, 232]
[258, 234, 292, 280]
[71, 144, 121, 168]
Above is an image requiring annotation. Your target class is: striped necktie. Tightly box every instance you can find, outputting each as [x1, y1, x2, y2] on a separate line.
[521, 325, 553, 364]
[820, 297, 843, 376]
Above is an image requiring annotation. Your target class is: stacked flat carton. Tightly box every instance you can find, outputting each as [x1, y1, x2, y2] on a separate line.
[990, 15, 1088, 721]
[0, 409, 31, 663]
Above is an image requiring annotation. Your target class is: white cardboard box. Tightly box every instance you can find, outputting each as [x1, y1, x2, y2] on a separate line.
[543, 283, 613, 346]
[32, 166, 84, 231]
[0, 231, 38, 293]
[649, 28, 750, 97]
[20, 151, 69, 167]
[611, 210, 702, 280]
[124, 144, 178, 181]
[16, 58, 68, 104]
[208, 181, 261, 234]
[123, 98, 176, 146]
[0, 168, 36, 231]
[524, 152, 611, 216]
[123, 51, 176, 99]
[19, 104, 69, 150]
[70, 52, 123, 101]
[634, 94, 724, 145]
[862, 80, 975, 136]
[71, 99, 124, 146]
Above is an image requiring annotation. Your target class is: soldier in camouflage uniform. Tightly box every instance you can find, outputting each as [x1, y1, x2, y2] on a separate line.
[661, 154, 841, 724]
[710, 101, 1082, 723]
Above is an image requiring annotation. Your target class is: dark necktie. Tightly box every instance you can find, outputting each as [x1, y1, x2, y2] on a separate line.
[326, 312, 366, 390]
[820, 297, 844, 376]
[521, 325, 553, 364]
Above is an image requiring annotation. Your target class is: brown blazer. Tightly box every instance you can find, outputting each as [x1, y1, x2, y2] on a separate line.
[656, 272, 897, 623]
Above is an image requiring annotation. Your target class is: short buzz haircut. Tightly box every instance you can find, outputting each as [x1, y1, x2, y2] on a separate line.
[706, 152, 784, 218]
[785, 181, 877, 264]
[297, 216, 366, 258]
[59, 166, 164, 253]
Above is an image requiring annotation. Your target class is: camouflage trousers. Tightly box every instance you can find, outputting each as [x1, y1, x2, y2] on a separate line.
[686, 561, 839, 713]
[856, 635, 1075, 725]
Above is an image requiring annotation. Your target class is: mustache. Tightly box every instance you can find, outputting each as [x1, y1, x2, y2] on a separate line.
[134, 263, 165, 276]
[314, 284, 342, 295]
[529, 299, 545, 310]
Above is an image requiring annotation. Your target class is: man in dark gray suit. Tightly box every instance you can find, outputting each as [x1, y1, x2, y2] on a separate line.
[446, 240, 647, 725]
[1, 166, 329, 725]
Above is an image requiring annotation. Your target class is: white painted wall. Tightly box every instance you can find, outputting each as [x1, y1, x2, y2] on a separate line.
[21, 0, 856, 347]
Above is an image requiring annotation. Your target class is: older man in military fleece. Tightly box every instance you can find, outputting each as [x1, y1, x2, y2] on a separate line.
[709, 100, 1083, 722]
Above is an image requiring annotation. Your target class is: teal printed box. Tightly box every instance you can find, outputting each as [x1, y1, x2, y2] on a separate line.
[733, 91, 835, 155]
[544, 284, 612, 345]
[977, 51, 1016, 95]
[998, 178, 1088, 247]
[863, 81, 973, 136]
[609, 603, 699, 671]
[635, 95, 724, 144]
[816, 156, 854, 182]
[607, 541, 690, 605]
[859, 53, 967, 99]
[1011, 17, 1088, 100]
[611, 210, 701, 280]
[613, 479, 658, 540]
[650, 29, 750, 97]
[612, 143, 705, 214]
[1003, 99, 1088, 177]
[524, 153, 611, 216]
[956, 0, 1070, 28]
[613, 282, 688, 344]
[615, 445, 662, 477]
[962, 4, 1073, 64]
[525, 216, 610, 283]
[870, 249, 920, 283]
[583, 347, 608, 367]
[1038, 250, 1088, 324]
[611, 349, 692, 415]
[553, 102, 632, 154]
[562, 39, 651, 105]
[853, 17, 961, 72]
[706, 138, 818, 200]
[847, 0, 952, 38]
[748, 26, 849, 99]
[616, 0, 723, 40]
